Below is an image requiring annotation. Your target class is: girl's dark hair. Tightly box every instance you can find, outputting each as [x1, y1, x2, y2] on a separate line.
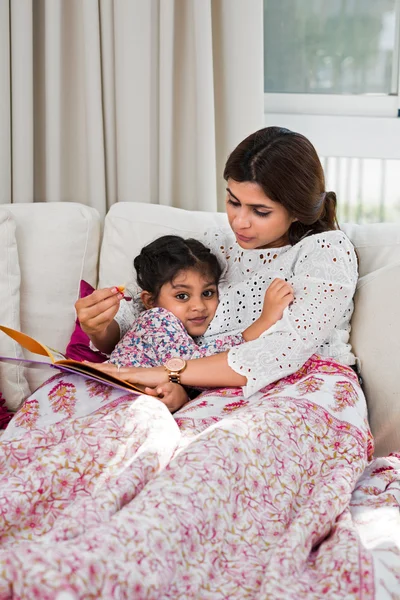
[223, 126, 339, 245]
[134, 235, 222, 300]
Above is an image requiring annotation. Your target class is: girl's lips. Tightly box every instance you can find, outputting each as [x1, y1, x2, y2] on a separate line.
[235, 232, 254, 242]
[189, 317, 207, 323]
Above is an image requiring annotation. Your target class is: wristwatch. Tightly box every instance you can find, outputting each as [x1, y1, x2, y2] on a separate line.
[164, 357, 187, 384]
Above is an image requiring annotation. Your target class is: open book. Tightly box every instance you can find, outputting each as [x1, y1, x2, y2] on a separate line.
[0, 325, 146, 395]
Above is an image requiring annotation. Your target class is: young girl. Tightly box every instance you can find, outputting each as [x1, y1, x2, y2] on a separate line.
[107, 234, 293, 410]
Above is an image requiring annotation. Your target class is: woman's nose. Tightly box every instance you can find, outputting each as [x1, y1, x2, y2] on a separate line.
[233, 211, 251, 229]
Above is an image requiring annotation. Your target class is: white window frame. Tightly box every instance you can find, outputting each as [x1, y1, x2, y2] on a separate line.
[264, 0, 400, 160]
[264, 94, 399, 119]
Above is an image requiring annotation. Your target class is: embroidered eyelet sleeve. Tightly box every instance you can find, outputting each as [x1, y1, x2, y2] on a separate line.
[113, 281, 145, 339]
[227, 231, 358, 397]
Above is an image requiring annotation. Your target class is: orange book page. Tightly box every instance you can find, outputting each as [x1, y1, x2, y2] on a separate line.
[0, 325, 146, 395]
[0, 325, 61, 362]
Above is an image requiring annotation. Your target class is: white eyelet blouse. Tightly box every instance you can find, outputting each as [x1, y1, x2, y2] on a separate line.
[115, 228, 358, 398]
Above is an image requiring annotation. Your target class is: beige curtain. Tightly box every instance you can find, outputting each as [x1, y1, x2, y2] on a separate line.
[0, 0, 264, 217]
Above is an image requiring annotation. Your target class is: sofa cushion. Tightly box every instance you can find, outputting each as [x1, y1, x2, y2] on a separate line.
[0, 208, 31, 410]
[341, 222, 400, 278]
[99, 202, 227, 287]
[350, 261, 400, 456]
[4, 203, 101, 393]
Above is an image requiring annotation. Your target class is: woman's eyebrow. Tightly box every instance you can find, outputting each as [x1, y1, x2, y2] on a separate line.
[226, 188, 273, 210]
[226, 187, 240, 202]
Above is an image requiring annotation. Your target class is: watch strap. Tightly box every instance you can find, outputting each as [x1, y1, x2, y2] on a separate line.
[168, 372, 181, 384]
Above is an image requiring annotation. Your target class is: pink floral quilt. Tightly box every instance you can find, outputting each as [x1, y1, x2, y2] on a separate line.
[0, 356, 399, 599]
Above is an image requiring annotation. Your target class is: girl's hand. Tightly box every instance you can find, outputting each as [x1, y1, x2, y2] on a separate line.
[242, 278, 294, 341]
[75, 287, 124, 337]
[262, 278, 294, 324]
[85, 362, 169, 389]
[144, 382, 189, 412]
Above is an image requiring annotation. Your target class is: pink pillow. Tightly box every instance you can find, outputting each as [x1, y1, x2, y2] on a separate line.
[0, 392, 13, 429]
[65, 280, 108, 363]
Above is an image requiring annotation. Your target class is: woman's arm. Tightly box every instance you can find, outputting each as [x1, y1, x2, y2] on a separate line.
[179, 353, 247, 387]
[89, 352, 247, 389]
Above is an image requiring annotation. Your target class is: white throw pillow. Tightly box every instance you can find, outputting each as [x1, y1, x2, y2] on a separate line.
[341, 222, 400, 277]
[0, 208, 31, 410]
[350, 261, 400, 456]
[5, 203, 101, 393]
[99, 202, 228, 287]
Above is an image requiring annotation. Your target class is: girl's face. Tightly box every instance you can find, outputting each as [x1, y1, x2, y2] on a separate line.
[226, 179, 296, 249]
[141, 268, 219, 337]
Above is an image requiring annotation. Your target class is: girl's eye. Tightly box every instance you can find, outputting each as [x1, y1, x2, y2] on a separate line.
[203, 290, 216, 298]
[254, 210, 271, 218]
[227, 198, 240, 208]
[176, 293, 189, 300]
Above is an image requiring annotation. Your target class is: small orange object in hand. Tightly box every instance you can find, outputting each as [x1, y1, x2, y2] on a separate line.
[116, 285, 132, 301]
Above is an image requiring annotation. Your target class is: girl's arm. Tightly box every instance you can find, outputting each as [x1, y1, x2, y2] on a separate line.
[76, 285, 143, 354]
[89, 320, 121, 354]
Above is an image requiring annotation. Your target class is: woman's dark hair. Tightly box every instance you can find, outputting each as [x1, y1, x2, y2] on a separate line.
[223, 126, 338, 245]
[134, 235, 222, 301]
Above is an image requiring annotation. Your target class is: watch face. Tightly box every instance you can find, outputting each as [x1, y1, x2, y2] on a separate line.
[165, 357, 186, 372]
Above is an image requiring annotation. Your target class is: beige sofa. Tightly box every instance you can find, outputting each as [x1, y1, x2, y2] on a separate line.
[1, 201, 399, 456]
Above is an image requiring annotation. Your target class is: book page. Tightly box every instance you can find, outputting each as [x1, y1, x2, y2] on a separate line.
[0, 325, 64, 362]
[55, 360, 147, 395]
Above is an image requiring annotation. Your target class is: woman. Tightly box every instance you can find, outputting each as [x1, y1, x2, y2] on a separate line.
[0, 127, 373, 599]
[83, 126, 360, 409]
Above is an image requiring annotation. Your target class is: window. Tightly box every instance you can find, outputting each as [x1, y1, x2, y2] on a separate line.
[263, 0, 400, 222]
[323, 157, 400, 223]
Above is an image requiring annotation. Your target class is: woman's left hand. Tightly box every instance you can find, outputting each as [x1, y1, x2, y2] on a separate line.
[84, 362, 168, 388]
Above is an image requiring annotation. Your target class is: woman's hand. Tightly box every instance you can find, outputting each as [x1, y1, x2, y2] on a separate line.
[144, 382, 189, 412]
[86, 362, 186, 411]
[85, 362, 169, 389]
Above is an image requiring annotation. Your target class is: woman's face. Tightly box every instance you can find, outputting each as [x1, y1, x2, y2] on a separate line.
[225, 179, 295, 249]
